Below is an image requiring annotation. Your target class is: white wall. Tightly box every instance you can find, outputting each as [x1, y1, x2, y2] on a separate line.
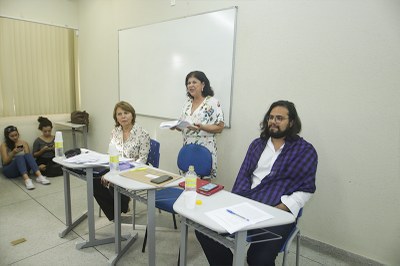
[0, 0, 78, 29]
[1, 0, 399, 264]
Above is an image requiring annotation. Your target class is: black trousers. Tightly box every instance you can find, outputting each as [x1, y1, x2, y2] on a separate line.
[195, 222, 295, 266]
[93, 178, 130, 221]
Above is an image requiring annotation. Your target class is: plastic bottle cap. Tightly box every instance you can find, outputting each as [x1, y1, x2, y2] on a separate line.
[196, 199, 202, 205]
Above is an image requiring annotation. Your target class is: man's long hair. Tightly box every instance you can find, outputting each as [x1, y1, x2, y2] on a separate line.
[260, 100, 302, 140]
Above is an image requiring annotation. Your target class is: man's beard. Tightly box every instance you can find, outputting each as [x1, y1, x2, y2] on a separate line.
[268, 126, 290, 139]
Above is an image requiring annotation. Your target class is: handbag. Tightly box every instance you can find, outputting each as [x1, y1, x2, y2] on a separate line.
[43, 161, 63, 177]
[64, 148, 82, 158]
[71, 110, 89, 130]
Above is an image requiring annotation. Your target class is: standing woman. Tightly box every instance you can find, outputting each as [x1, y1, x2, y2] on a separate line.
[173, 71, 224, 179]
[93, 101, 151, 221]
[1, 125, 50, 190]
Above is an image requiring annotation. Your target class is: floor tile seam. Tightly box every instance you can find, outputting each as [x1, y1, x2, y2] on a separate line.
[27, 188, 68, 199]
[93, 246, 112, 261]
[0, 197, 34, 209]
[19, 188, 69, 226]
[5, 177, 87, 225]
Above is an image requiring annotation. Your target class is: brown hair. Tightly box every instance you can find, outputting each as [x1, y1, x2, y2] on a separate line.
[113, 101, 136, 127]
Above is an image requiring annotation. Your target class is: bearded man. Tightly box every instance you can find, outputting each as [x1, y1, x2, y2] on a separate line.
[195, 100, 318, 266]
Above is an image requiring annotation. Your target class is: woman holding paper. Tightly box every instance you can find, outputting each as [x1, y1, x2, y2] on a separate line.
[172, 71, 224, 179]
[93, 101, 150, 221]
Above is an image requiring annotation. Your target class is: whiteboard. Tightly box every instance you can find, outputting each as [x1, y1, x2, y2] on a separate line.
[118, 7, 237, 127]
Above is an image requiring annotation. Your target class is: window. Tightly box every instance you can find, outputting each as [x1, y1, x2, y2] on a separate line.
[0, 17, 77, 117]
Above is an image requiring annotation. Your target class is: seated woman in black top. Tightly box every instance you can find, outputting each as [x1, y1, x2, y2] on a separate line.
[32, 116, 62, 177]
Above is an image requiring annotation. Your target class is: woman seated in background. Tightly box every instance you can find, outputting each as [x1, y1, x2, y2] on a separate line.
[32, 116, 62, 177]
[93, 101, 150, 221]
[171, 70, 225, 179]
[1, 125, 51, 190]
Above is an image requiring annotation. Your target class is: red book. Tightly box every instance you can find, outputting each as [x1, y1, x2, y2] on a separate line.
[178, 178, 224, 196]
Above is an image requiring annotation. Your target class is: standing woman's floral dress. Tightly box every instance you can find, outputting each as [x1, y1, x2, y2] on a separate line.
[180, 96, 224, 179]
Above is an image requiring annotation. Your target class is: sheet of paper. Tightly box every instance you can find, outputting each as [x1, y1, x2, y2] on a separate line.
[63, 151, 132, 165]
[160, 120, 179, 129]
[205, 202, 274, 234]
[159, 119, 192, 130]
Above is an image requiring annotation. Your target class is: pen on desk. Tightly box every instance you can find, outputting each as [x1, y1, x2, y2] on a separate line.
[226, 209, 250, 221]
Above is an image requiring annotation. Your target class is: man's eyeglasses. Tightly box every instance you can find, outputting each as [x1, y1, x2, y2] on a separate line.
[267, 115, 289, 123]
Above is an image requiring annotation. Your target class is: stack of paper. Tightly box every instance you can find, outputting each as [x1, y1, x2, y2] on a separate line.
[159, 119, 193, 130]
[205, 202, 274, 234]
[63, 150, 132, 165]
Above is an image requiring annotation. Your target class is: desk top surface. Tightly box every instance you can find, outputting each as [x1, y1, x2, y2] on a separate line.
[104, 168, 184, 191]
[55, 121, 87, 129]
[53, 149, 109, 169]
[173, 190, 295, 233]
[53, 156, 107, 169]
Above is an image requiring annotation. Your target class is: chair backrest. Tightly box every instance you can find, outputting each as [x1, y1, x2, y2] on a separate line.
[147, 139, 160, 168]
[177, 143, 212, 177]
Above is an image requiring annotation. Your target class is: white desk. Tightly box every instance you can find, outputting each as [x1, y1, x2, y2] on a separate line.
[55, 121, 88, 148]
[104, 169, 184, 266]
[173, 190, 295, 266]
[53, 154, 117, 249]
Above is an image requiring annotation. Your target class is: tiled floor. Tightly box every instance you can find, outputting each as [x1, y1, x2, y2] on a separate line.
[0, 172, 363, 266]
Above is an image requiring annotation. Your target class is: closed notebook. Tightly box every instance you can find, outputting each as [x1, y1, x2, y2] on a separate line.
[178, 178, 224, 196]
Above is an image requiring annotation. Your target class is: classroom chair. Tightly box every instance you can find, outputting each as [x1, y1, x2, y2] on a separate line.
[100, 139, 161, 219]
[177, 143, 212, 177]
[129, 139, 160, 222]
[142, 143, 212, 252]
[246, 208, 303, 266]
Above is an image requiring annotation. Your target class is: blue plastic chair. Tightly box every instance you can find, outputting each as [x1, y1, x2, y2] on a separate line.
[147, 139, 160, 167]
[177, 143, 212, 177]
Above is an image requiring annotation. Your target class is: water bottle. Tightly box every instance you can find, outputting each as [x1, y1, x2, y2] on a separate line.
[109, 142, 119, 172]
[185, 165, 197, 192]
[184, 165, 197, 209]
[54, 131, 64, 158]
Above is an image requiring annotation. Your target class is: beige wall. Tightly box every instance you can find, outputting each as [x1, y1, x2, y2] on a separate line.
[1, 0, 400, 264]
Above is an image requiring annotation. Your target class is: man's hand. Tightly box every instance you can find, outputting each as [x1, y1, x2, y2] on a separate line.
[275, 203, 290, 212]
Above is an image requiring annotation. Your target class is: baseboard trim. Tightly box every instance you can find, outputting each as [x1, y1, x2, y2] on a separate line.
[301, 236, 384, 265]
